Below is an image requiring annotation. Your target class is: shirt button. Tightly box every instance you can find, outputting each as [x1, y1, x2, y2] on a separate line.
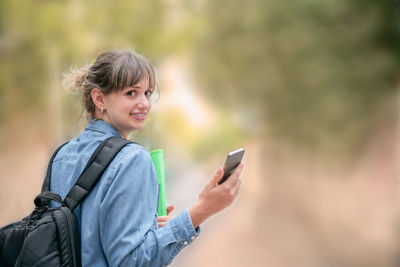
[183, 241, 189, 246]
[190, 236, 195, 240]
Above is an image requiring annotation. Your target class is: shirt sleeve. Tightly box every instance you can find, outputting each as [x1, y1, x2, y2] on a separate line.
[98, 146, 200, 267]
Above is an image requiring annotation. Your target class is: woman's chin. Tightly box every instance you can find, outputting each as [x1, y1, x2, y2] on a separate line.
[128, 123, 146, 132]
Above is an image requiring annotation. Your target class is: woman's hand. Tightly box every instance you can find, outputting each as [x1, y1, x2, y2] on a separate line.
[189, 162, 244, 229]
[157, 205, 175, 228]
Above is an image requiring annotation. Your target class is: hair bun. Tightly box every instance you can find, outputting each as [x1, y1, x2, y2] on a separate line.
[75, 65, 90, 88]
[62, 64, 90, 94]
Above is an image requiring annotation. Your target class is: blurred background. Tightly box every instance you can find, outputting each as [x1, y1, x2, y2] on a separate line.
[1, 0, 400, 266]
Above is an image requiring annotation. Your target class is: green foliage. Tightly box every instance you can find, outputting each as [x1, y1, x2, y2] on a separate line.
[1, 0, 399, 157]
[0, 0, 168, 133]
[193, 0, 400, 154]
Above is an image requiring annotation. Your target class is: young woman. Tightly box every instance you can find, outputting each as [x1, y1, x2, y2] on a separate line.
[52, 48, 244, 266]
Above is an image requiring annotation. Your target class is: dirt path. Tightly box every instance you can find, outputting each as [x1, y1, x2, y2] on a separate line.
[171, 131, 400, 267]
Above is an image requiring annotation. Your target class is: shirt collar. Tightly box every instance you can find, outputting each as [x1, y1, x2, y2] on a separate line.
[85, 119, 122, 137]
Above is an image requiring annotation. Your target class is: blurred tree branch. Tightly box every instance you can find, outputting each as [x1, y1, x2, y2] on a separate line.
[193, 0, 400, 156]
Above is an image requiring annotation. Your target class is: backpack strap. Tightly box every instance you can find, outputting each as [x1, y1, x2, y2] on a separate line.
[42, 141, 70, 192]
[62, 137, 132, 210]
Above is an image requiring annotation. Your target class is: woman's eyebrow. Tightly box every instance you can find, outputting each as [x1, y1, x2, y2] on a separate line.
[133, 86, 153, 90]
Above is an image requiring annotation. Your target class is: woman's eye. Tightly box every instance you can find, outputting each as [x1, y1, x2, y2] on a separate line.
[127, 90, 136, 96]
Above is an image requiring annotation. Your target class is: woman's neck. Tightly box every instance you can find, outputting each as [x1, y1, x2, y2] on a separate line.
[92, 116, 128, 139]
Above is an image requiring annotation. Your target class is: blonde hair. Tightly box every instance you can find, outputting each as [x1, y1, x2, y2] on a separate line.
[63, 49, 156, 120]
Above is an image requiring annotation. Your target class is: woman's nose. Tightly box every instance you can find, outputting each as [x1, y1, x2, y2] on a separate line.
[136, 94, 150, 108]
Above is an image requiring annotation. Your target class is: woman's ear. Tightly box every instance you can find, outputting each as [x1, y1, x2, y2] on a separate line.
[91, 88, 106, 110]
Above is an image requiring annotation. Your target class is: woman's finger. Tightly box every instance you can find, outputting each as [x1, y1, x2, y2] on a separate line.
[157, 216, 166, 222]
[208, 167, 224, 187]
[224, 162, 244, 187]
[232, 178, 242, 196]
[158, 215, 174, 228]
[157, 216, 173, 222]
[158, 222, 167, 228]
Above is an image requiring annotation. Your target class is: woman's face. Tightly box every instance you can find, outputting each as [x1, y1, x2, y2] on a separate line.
[102, 78, 153, 138]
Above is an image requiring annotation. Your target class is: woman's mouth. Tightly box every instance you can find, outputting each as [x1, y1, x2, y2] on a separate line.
[131, 112, 147, 121]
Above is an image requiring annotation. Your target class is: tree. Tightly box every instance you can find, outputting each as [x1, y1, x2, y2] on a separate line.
[193, 0, 400, 154]
[0, 0, 167, 140]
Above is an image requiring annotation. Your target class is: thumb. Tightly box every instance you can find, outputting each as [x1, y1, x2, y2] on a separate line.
[208, 167, 224, 187]
[166, 205, 175, 215]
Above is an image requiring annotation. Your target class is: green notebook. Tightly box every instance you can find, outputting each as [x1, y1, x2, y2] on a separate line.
[150, 149, 167, 216]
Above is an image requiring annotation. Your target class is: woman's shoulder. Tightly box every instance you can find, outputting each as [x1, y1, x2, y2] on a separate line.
[51, 136, 152, 169]
[109, 141, 152, 169]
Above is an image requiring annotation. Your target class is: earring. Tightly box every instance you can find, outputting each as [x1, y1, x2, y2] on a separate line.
[100, 107, 105, 114]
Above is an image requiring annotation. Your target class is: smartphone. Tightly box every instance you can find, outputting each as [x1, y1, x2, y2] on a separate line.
[218, 148, 245, 184]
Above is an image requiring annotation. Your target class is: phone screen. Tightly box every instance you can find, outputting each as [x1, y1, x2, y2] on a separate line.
[218, 148, 245, 184]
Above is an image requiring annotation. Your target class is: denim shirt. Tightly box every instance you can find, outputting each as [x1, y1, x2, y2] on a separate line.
[50, 120, 200, 267]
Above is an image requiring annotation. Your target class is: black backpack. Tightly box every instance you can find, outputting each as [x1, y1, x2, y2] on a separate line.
[0, 136, 131, 267]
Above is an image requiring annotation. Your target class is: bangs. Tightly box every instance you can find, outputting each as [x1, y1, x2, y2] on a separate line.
[109, 51, 156, 91]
